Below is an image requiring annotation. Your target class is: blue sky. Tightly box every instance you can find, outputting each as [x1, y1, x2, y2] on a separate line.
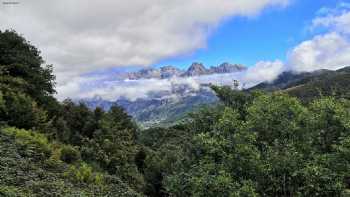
[154, 0, 342, 69]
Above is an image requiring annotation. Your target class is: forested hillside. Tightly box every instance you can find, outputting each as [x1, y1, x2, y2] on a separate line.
[2, 30, 350, 196]
[250, 68, 350, 102]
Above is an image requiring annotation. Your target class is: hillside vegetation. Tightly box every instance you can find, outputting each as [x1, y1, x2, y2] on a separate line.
[2, 30, 350, 196]
[250, 68, 350, 102]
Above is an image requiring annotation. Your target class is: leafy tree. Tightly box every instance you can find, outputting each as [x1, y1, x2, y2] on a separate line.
[1, 90, 47, 130]
[165, 108, 261, 196]
[211, 85, 254, 119]
[307, 97, 350, 153]
[0, 30, 56, 107]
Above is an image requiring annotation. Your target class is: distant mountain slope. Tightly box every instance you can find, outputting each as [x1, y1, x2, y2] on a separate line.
[249, 66, 350, 102]
[83, 62, 246, 127]
[84, 88, 218, 128]
[249, 69, 334, 91]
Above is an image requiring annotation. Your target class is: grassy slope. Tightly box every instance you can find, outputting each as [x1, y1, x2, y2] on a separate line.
[0, 127, 143, 197]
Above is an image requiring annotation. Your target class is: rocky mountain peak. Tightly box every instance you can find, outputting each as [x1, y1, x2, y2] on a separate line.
[183, 62, 208, 76]
[160, 65, 178, 71]
[122, 62, 246, 80]
[127, 67, 161, 79]
[211, 62, 246, 73]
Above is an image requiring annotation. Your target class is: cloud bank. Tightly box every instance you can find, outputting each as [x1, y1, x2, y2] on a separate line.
[56, 60, 284, 101]
[287, 32, 350, 72]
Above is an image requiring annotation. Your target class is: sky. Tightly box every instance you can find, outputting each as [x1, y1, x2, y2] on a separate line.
[155, 0, 341, 68]
[1, 0, 350, 100]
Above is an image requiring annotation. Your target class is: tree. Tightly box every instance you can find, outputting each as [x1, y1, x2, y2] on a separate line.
[211, 85, 254, 119]
[307, 97, 350, 153]
[0, 30, 56, 108]
[1, 90, 47, 130]
[165, 108, 261, 196]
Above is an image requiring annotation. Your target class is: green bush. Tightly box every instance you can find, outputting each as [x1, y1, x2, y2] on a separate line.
[2, 127, 51, 159]
[64, 163, 104, 185]
[1, 91, 48, 131]
[60, 145, 81, 164]
[0, 185, 28, 197]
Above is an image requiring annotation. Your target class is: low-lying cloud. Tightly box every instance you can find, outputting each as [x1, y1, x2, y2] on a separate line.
[57, 75, 201, 101]
[56, 60, 285, 101]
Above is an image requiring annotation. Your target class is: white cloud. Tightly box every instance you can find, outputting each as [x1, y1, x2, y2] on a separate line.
[57, 75, 202, 102]
[288, 33, 350, 73]
[192, 60, 285, 88]
[288, 3, 350, 73]
[243, 60, 284, 85]
[312, 9, 350, 34]
[55, 75, 106, 101]
[0, 0, 288, 85]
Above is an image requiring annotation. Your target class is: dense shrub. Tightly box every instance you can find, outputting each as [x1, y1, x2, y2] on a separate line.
[0, 186, 28, 197]
[60, 145, 81, 164]
[0, 127, 142, 196]
[64, 162, 104, 185]
[1, 91, 47, 130]
[2, 127, 51, 160]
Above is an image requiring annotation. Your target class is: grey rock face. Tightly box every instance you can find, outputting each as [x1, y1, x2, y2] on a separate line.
[119, 62, 246, 80]
[210, 62, 246, 74]
[182, 62, 209, 77]
[127, 68, 161, 79]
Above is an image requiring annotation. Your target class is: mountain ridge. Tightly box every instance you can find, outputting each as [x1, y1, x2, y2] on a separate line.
[122, 62, 246, 80]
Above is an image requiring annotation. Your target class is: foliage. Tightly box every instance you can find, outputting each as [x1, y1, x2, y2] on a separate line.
[3, 127, 51, 160]
[2, 91, 48, 130]
[60, 145, 81, 164]
[0, 127, 143, 196]
[64, 162, 103, 184]
[138, 126, 193, 197]
[0, 30, 56, 107]
[211, 85, 254, 119]
[308, 97, 350, 153]
[161, 89, 350, 196]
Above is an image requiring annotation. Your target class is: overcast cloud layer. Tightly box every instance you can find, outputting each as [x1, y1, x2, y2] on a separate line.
[0, 0, 288, 84]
